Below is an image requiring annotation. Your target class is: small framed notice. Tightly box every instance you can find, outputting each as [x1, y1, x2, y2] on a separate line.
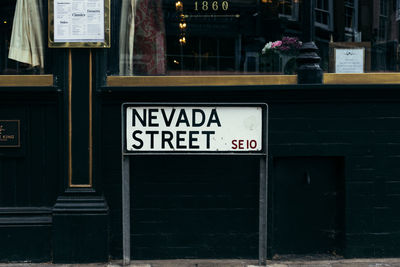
[0, 120, 21, 148]
[335, 48, 364, 73]
[48, 0, 110, 48]
[329, 42, 371, 73]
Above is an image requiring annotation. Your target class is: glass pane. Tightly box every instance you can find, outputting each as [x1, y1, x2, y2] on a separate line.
[116, 0, 302, 76]
[0, 0, 47, 75]
[114, 0, 400, 76]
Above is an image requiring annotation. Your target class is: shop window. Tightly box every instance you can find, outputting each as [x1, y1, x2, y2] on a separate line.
[112, 0, 400, 79]
[0, 0, 47, 75]
[116, 0, 303, 76]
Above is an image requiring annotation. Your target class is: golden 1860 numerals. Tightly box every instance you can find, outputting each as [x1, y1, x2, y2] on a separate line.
[194, 0, 229, 11]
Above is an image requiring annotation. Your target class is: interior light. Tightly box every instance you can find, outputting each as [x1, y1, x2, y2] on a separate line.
[175, 1, 183, 10]
[179, 36, 186, 45]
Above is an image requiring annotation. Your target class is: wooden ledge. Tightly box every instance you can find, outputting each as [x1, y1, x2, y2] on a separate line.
[107, 75, 297, 87]
[324, 73, 400, 84]
[0, 75, 54, 87]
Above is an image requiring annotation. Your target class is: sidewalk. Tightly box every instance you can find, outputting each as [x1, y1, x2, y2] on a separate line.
[1, 258, 400, 267]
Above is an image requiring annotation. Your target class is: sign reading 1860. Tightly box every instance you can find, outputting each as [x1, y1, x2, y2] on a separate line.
[124, 105, 264, 152]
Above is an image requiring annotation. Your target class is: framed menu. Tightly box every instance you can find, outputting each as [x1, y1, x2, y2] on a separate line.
[329, 42, 371, 73]
[335, 48, 365, 73]
[48, 0, 110, 48]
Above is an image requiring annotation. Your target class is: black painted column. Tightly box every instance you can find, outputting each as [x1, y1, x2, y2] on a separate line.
[297, 0, 323, 84]
[53, 49, 109, 263]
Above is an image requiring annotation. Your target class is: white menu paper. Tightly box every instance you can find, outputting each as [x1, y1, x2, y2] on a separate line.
[335, 48, 364, 73]
[54, 0, 104, 43]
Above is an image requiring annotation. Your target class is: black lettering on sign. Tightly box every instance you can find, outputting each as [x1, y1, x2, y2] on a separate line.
[192, 109, 205, 127]
[189, 131, 200, 149]
[132, 130, 143, 149]
[176, 131, 186, 149]
[145, 131, 159, 149]
[161, 108, 176, 127]
[201, 131, 215, 149]
[132, 109, 146, 127]
[162, 131, 174, 149]
[176, 109, 190, 127]
[148, 109, 159, 127]
[207, 109, 221, 127]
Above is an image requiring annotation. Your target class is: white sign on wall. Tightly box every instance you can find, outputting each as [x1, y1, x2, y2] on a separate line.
[335, 48, 365, 73]
[125, 106, 264, 152]
[54, 0, 105, 42]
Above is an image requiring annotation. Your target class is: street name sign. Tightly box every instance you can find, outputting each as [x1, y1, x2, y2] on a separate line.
[123, 104, 267, 153]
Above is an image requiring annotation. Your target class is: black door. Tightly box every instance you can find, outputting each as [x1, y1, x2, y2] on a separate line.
[272, 157, 345, 256]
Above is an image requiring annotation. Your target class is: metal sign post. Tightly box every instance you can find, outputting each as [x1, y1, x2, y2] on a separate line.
[121, 103, 268, 266]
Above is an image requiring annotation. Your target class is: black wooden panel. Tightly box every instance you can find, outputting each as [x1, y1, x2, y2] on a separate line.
[272, 157, 345, 256]
[0, 225, 51, 262]
[0, 103, 59, 207]
[130, 156, 259, 259]
[0, 96, 59, 261]
[101, 104, 123, 258]
[71, 49, 91, 185]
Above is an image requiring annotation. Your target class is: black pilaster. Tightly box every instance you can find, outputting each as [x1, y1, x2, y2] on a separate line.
[52, 49, 109, 263]
[53, 193, 109, 263]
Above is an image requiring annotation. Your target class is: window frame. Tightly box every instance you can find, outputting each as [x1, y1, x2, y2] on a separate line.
[378, 0, 389, 41]
[397, 0, 400, 21]
[315, 0, 334, 31]
[278, 0, 299, 21]
[344, 0, 359, 34]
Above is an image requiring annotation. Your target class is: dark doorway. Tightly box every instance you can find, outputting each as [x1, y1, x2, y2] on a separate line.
[130, 156, 259, 259]
[272, 157, 345, 256]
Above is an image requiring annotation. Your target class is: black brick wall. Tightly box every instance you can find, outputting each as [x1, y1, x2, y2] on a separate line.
[101, 84, 400, 259]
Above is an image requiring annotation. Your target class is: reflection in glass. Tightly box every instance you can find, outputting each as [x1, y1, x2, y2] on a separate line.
[117, 0, 400, 75]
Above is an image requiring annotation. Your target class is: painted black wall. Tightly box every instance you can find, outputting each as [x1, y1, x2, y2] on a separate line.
[1, 83, 400, 261]
[100, 84, 400, 259]
[0, 89, 61, 262]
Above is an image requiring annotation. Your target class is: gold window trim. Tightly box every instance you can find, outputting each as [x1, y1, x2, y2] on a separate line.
[1, 73, 399, 88]
[107, 73, 400, 87]
[107, 75, 298, 87]
[0, 75, 53, 87]
[324, 73, 400, 84]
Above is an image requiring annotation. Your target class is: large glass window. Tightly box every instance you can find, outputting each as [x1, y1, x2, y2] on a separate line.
[0, 0, 47, 75]
[113, 0, 400, 76]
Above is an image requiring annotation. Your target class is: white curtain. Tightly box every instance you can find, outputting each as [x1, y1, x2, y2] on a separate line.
[119, 0, 136, 75]
[8, 0, 44, 68]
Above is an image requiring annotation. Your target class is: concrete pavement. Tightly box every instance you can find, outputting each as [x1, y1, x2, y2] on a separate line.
[2, 258, 400, 267]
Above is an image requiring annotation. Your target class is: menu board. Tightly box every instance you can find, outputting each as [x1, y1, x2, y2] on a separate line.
[54, 0, 105, 43]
